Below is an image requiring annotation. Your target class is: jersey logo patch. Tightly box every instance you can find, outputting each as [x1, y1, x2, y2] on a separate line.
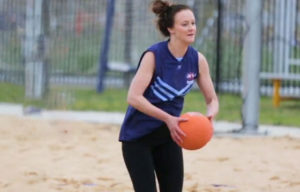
[186, 72, 197, 81]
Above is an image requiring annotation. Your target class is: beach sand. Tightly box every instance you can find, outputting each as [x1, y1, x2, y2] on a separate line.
[0, 115, 299, 192]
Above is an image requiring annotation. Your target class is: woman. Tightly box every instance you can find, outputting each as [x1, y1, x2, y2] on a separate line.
[119, 0, 219, 191]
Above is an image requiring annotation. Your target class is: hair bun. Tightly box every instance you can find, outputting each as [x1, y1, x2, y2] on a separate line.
[152, 0, 171, 15]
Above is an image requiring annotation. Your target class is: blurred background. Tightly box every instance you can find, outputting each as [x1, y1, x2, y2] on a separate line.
[0, 0, 299, 127]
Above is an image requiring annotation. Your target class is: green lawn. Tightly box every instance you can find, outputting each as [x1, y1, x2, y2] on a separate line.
[0, 83, 299, 127]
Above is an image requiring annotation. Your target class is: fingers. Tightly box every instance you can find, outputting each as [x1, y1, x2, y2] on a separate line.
[171, 130, 183, 146]
[177, 126, 186, 137]
[170, 125, 186, 145]
[165, 116, 187, 146]
[207, 114, 215, 123]
[178, 117, 188, 122]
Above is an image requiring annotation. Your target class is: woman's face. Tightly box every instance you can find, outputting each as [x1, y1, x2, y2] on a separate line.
[168, 9, 196, 44]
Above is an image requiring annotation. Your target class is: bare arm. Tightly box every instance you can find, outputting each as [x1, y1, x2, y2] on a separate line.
[127, 51, 186, 144]
[196, 52, 219, 120]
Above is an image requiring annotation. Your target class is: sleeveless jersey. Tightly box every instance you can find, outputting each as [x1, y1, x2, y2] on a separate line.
[119, 40, 199, 141]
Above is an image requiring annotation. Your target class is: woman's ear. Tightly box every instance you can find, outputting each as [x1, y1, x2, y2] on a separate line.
[167, 27, 174, 35]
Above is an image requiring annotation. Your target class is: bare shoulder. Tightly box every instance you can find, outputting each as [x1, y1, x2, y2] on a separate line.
[138, 51, 155, 72]
[197, 51, 210, 72]
[141, 51, 155, 63]
[197, 51, 207, 64]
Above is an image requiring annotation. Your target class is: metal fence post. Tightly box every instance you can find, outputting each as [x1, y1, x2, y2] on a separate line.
[215, 0, 223, 93]
[241, 0, 262, 133]
[97, 0, 115, 92]
[24, 0, 48, 99]
[124, 0, 133, 87]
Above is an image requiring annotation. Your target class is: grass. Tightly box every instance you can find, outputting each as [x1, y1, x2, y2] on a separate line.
[0, 83, 24, 102]
[0, 83, 299, 127]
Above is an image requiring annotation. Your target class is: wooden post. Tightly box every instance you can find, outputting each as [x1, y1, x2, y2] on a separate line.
[273, 79, 281, 107]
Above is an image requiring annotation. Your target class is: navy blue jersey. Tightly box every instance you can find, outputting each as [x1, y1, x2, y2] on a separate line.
[119, 40, 199, 141]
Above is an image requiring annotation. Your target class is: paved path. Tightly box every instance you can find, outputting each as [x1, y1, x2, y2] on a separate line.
[1, 103, 300, 138]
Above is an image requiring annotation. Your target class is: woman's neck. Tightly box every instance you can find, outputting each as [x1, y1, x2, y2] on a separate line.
[168, 39, 189, 58]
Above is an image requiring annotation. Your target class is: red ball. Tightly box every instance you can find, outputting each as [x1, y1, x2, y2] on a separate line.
[178, 112, 213, 150]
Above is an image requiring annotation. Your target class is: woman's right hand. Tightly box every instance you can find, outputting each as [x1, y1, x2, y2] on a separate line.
[165, 115, 187, 146]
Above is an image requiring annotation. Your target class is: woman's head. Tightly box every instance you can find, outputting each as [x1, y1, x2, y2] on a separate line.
[151, 0, 196, 43]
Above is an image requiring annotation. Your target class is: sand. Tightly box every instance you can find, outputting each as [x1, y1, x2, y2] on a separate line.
[0, 115, 299, 192]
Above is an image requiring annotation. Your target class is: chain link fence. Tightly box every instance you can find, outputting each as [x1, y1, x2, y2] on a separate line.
[0, 0, 299, 108]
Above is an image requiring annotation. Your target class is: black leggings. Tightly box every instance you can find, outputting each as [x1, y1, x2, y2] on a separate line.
[122, 125, 183, 192]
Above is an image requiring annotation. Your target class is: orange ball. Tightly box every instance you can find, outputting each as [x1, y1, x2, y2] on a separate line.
[178, 112, 213, 150]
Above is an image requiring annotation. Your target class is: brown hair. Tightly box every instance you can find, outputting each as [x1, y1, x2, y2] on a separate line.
[151, 0, 192, 37]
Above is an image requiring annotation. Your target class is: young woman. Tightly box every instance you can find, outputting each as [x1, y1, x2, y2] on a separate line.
[119, 0, 219, 191]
